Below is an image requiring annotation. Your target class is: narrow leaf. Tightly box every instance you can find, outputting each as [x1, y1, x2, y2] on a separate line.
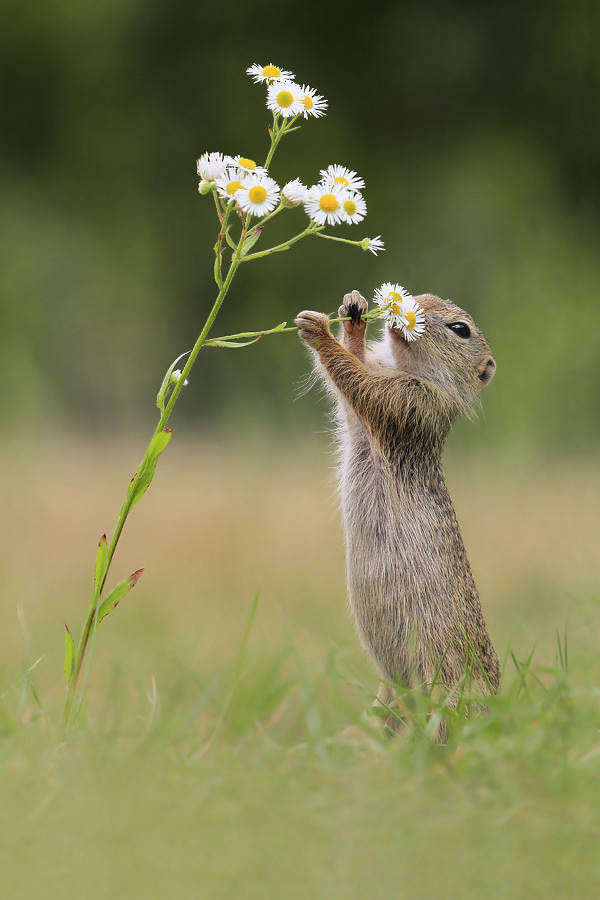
[206, 338, 262, 349]
[126, 429, 172, 510]
[97, 568, 144, 625]
[241, 227, 263, 256]
[94, 534, 108, 601]
[157, 351, 191, 413]
[64, 625, 75, 682]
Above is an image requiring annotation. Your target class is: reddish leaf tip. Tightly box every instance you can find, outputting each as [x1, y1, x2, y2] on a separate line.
[65, 623, 71, 634]
[130, 568, 145, 587]
[99, 534, 107, 546]
[163, 428, 172, 434]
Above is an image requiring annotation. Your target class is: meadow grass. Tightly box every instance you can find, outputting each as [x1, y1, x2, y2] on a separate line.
[1, 436, 599, 898]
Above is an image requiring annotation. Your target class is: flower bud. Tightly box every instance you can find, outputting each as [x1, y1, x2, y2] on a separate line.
[198, 180, 213, 195]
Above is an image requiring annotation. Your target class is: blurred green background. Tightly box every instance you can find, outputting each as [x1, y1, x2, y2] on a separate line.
[2, 0, 599, 451]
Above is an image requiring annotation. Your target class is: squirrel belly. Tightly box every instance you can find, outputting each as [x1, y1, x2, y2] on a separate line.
[296, 290, 500, 697]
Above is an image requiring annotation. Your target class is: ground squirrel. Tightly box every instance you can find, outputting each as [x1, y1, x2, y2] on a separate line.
[296, 290, 499, 723]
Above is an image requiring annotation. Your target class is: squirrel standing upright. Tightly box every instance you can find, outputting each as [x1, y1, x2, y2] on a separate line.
[296, 290, 499, 722]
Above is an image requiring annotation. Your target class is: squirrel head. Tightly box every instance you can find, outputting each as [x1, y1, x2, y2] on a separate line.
[380, 293, 496, 418]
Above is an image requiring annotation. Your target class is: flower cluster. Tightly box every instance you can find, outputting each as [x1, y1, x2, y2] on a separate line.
[373, 283, 426, 341]
[195, 63, 384, 254]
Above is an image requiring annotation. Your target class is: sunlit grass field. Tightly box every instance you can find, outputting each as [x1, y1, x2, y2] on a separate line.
[1, 436, 599, 898]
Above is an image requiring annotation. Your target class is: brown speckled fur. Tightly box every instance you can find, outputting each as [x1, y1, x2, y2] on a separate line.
[295, 290, 500, 717]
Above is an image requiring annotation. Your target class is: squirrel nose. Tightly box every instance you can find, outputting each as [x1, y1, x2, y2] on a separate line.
[479, 357, 496, 383]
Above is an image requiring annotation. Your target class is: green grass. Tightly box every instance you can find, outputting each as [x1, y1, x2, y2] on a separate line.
[1, 439, 599, 897]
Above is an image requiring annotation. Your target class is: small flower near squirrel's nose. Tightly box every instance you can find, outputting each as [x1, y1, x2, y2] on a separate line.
[304, 184, 347, 226]
[246, 62, 295, 83]
[362, 235, 385, 255]
[399, 295, 426, 341]
[282, 178, 309, 206]
[226, 156, 268, 177]
[266, 80, 305, 117]
[170, 369, 188, 386]
[340, 192, 367, 225]
[374, 283, 412, 326]
[235, 174, 280, 216]
[320, 164, 365, 192]
[197, 152, 229, 182]
[299, 84, 328, 119]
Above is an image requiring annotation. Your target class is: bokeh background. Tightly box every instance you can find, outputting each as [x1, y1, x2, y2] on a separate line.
[2, 0, 599, 449]
[2, 2, 600, 897]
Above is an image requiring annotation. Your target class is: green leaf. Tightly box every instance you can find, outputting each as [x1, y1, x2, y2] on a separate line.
[94, 534, 108, 602]
[97, 568, 144, 625]
[64, 625, 75, 683]
[157, 352, 191, 413]
[124, 429, 172, 511]
[240, 227, 263, 256]
[206, 338, 262, 349]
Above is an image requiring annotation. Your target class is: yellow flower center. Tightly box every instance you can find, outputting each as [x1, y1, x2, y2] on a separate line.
[226, 180, 243, 195]
[333, 175, 349, 186]
[276, 90, 294, 108]
[248, 185, 268, 204]
[262, 65, 281, 78]
[343, 199, 357, 216]
[387, 291, 404, 308]
[390, 302, 402, 314]
[319, 193, 339, 213]
[238, 158, 256, 170]
[303, 95, 313, 109]
[404, 311, 417, 330]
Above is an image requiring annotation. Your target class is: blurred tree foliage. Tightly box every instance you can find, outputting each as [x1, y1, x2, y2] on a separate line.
[1, 0, 599, 452]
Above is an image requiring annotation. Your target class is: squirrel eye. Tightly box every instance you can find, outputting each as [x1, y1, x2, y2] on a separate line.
[447, 322, 471, 339]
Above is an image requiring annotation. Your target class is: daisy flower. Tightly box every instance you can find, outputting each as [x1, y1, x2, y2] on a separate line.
[196, 151, 228, 182]
[300, 84, 328, 119]
[215, 167, 248, 201]
[373, 283, 413, 327]
[399, 295, 426, 341]
[362, 235, 385, 255]
[246, 62, 295, 83]
[320, 164, 365, 192]
[340, 191, 367, 225]
[282, 178, 309, 206]
[266, 80, 304, 118]
[226, 155, 267, 177]
[235, 174, 280, 217]
[304, 184, 348, 226]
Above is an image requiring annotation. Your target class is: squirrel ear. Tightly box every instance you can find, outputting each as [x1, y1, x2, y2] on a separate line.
[478, 357, 496, 384]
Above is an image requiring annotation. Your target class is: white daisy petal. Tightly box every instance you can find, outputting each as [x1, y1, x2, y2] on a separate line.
[373, 283, 413, 328]
[319, 164, 365, 192]
[282, 178, 309, 206]
[196, 151, 229, 182]
[235, 174, 280, 217]
[299, 84, 328, 119]
[226, 155, 268, 177]
[266, 80, 304, 118]
[246, 62, 295, 84]
[363, 235, 385, 255]
[304, 184, 348, 226]
[340, 191, 367, 225]
[215, 167, 249, 201]
[399, 295, 426, 341]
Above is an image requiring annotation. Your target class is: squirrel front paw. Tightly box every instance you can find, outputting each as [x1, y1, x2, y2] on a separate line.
[338, 290, 368, 335]
[295, 310, 332, 349]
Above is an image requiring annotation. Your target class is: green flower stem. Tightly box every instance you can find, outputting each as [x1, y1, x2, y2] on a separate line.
[242, 225, 321, 262]
[247, 202, 285, 235]
[63, 231, 247, 728]
[313, 232, 366, 249]
[204, 308, 388, 346]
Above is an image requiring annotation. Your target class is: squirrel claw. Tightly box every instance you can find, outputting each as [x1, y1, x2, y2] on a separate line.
[339, 290, 368, 334]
